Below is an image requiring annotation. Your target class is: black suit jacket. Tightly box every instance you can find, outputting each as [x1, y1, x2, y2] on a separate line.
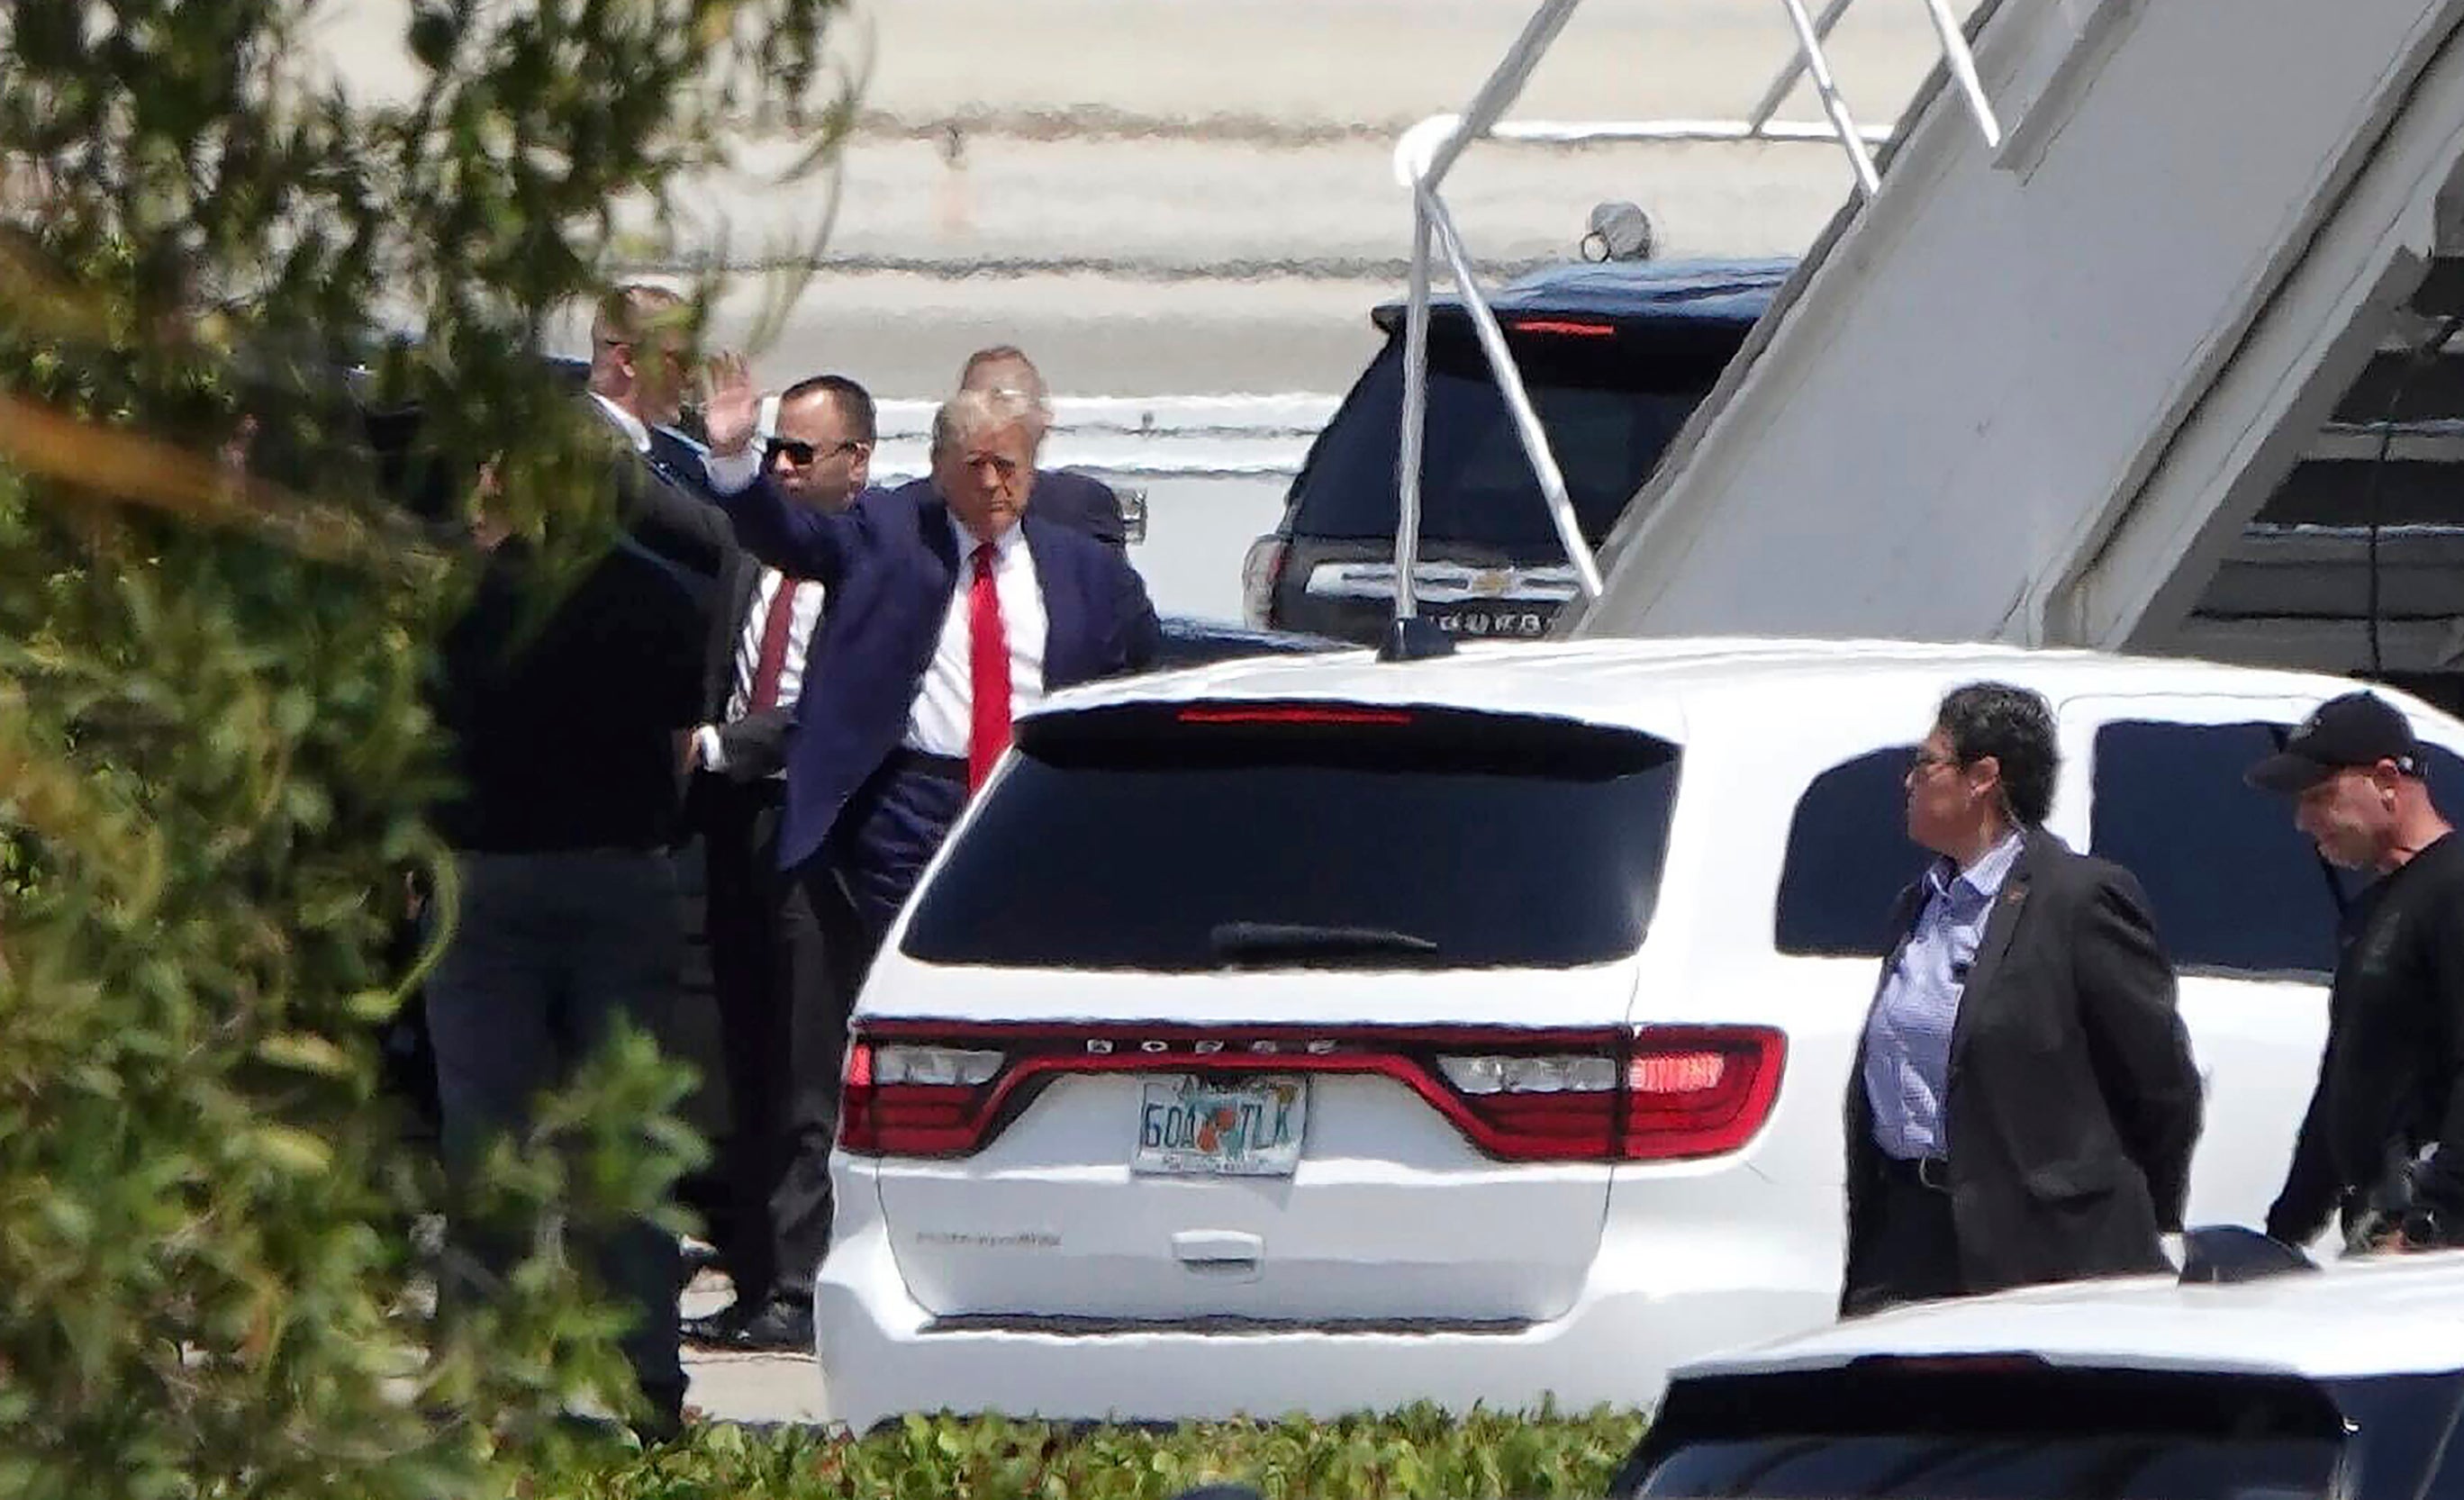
[621, 420, 734, 581]
[645, 424, 811, 787]
[431, 406, 735, 850]
[1842, 827, 2203, 1308]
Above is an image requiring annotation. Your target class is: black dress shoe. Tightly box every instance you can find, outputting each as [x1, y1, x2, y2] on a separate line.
[728, 1297, 815, 1351]
[680, 1301, 751, 1346]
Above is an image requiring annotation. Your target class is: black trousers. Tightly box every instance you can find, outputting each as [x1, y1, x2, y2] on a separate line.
[1840, 1156, 1966, 1319]
[816, 752, 971, 981]
[423, 849, 684, 1418]
[700, 774, 858, 1308]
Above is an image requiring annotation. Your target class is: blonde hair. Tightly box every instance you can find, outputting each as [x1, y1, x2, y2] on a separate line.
[930, 387, 1040, 459]
[590, 283, 687, 348]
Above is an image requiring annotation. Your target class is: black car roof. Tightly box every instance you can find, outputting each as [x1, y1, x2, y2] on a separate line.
[1370, 256, 1796, 334]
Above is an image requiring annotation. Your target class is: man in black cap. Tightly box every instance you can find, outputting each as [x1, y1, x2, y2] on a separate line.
[2250, 690, 2464, 1254]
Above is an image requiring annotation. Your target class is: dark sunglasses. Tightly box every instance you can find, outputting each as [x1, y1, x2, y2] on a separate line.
[766, 438, 865, 465]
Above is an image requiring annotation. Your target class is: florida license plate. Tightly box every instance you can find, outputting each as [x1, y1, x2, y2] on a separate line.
[1131, 1075, 1307, 1177]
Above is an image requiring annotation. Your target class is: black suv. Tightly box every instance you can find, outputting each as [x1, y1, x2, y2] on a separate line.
[1244, 257, 1791, 644]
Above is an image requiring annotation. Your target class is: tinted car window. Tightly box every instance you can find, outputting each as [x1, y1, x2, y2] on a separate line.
[901, 705, 1680, 971]
[1624, 1364, 2359, 1500]
[1287, 329, 1731, 550]
[1775, 745, 1925, 958]
[2090, 721, 2342, 975]
[1639, 1433, 2337, 1500]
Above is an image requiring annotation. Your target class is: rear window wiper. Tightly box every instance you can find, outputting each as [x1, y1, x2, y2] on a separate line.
[1209, 922, 1440, 965]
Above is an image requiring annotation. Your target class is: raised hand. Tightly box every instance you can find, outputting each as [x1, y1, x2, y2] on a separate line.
[702, 351, 761, 457]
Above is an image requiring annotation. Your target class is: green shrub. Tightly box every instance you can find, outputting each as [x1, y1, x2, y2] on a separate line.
[0, 2, 851, 1495]
[541, 1408, 1649, 1500]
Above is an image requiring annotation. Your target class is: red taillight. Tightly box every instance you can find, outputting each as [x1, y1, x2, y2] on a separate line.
[1177, 705, 1414, 727]
[838, 1040, 1008, 1158]
[837, 1023, 1785, 1164]
[1436, 1052, 1622, 1161]
[1622, 1026, 1787, 1161]
[1508, 318, 1617, 338]
[1428, 1027, 1784, 1161]
[1463, 1091, 1623, 1159]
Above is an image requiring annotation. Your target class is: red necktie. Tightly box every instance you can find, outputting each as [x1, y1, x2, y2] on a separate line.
[968, 543, 1011, 791]
[746, 574, 801, 713]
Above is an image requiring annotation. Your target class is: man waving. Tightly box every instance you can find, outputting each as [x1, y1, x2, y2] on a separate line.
[697, 354, 1159, 976]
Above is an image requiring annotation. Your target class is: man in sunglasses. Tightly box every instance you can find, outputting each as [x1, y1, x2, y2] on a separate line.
[684, 372, 875, 1351]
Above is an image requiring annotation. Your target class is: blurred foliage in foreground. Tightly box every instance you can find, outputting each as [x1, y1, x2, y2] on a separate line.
[0, 1, 850, 1494]
[537, 1406, 1648, 1500]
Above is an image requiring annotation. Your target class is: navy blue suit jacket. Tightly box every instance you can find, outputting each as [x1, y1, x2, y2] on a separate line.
[716, 475, 1161, 873]
[887, 469, 1127, 549]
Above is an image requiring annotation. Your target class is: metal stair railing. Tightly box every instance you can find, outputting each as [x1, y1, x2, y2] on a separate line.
[1387, 0, 2005, 629]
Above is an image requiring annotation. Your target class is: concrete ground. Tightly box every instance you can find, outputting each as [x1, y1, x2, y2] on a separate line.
[679, 1269, 836, 1428]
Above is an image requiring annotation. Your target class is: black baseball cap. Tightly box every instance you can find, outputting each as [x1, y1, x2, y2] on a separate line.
[2245, 691, 2422, 793]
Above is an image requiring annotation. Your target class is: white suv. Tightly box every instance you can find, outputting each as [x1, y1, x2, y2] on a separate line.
[812, 638, 2464, 1428]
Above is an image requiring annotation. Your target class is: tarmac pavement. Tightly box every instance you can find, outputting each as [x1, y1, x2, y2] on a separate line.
[679, 1270, 835, 1428]
[313, 0, 1967, 397]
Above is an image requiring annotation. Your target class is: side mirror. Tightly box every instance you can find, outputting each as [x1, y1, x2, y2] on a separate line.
[1115, 483, 1148, 546]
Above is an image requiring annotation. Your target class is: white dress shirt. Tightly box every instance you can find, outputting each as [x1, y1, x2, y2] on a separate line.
[696, 567, 826, 776]
[906, 515, 1047, 758]
[726, 568, 826, 722]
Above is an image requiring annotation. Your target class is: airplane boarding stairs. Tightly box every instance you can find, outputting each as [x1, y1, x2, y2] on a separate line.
[1393, 0, 2464, 706]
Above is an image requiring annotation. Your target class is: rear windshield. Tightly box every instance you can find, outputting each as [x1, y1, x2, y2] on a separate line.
[899, 704, 1680, 971]
[1287, 323, 1744, 549]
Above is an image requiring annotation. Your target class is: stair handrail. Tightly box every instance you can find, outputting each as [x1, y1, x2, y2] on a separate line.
[1385, 0, 2004, 636]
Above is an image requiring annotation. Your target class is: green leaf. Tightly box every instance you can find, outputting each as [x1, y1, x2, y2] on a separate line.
[249, 1124, 335, 1175]
[255, 1031, 353, 1076]
[0, 0, 856, 1493]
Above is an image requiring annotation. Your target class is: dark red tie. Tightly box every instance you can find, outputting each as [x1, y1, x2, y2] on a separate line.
[746, 575, 800, 713]
[968, 543, 1011, 791]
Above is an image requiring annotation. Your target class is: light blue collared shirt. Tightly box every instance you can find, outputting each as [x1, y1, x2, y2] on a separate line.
[1862, 829, 2025, 1161]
